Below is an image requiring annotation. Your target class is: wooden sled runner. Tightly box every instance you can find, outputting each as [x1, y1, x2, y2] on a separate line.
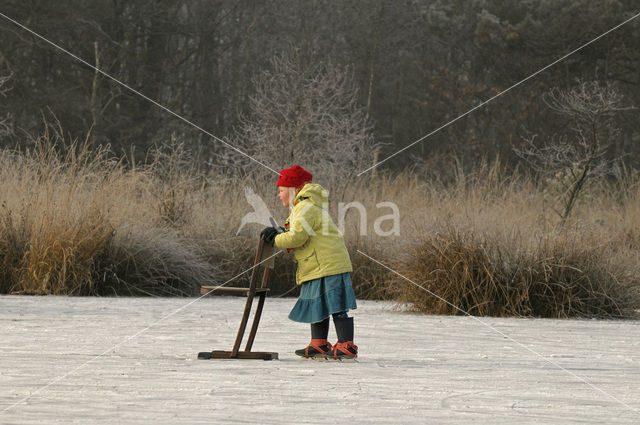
[198, 239, 278, 361]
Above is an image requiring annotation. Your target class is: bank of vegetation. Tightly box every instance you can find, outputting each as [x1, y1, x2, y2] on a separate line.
[2, 2, 640, 318]
[0, 133, 638, 319]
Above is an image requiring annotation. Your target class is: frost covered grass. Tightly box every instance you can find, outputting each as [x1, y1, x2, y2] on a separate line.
[0, 130, 638, 318]
[360, 161, 640, 318]
[394, 228, 637, 318]
[0, 126, 220, 296]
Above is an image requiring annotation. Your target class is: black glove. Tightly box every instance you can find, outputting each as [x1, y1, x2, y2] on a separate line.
[260, 227, 279, 246]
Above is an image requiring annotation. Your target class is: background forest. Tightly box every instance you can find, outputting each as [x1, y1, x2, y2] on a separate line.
[2, 0, 639, 169]
[1, 1, 639, 318]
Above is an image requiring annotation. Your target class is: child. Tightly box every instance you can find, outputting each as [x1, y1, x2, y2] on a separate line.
[260, 165, 358, 360]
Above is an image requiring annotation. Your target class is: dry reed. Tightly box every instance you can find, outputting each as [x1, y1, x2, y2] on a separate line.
[0, 130, 638, 318]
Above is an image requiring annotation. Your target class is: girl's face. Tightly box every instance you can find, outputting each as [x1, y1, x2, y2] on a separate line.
[277, 186, 299, 207]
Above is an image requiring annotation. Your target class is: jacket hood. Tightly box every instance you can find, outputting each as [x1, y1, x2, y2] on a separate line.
[296, 183, 327, 207]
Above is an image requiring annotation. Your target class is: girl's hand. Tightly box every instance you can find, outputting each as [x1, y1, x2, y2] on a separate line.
[260, 227, 279, 246]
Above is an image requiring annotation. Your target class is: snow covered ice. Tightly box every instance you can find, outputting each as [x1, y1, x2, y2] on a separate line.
[1, 295, 639, 424]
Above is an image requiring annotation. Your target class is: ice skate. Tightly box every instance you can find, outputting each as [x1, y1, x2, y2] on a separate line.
[295, 339, 333, 359]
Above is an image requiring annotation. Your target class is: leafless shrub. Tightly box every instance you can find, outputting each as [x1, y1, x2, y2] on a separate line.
[515, 81, 633, 225]
[0, 74, 13, 139]
[217, 50, 378, 188]
[0, 73, 10, 96]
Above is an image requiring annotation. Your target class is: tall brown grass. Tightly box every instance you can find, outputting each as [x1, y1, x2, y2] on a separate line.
[393, 228, 636, 318]
[370, 161, 640, 318]
[0, 129, 638, 317]
[0, 126, 218, 296]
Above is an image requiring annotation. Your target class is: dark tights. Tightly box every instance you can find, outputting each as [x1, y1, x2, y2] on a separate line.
[310, 311, 348, 340]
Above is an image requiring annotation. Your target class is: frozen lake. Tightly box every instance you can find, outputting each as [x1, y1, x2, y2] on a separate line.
[1, 295, 639, 424]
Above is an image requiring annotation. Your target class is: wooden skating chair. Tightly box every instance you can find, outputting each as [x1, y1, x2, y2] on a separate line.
[198, 239, 278, 360]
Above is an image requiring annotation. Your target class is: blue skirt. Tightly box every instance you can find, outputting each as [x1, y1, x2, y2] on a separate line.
[288, 272, 357, 323]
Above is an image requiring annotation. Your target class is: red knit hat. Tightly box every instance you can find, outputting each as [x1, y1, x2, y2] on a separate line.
[277, 165, 312, 188]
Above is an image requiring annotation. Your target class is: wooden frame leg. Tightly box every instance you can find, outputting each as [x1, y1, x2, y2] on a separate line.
[245, 268, 270, 351]
[230, 241, 264, 357]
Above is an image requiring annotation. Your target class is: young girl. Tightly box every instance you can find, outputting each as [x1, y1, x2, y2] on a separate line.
[260, 165, 358, 360]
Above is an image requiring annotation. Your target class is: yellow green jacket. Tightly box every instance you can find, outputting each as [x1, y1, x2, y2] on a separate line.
[274, 183, 352, 284]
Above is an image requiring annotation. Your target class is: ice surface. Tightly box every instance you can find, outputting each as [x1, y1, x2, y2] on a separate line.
[1, 295, 639, 424]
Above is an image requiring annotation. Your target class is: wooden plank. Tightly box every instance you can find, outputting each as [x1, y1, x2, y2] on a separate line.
[199, 350, 278, 360]
[200, 287, 269, 296]
[244, 268, 271, 351]
[260, 243, 275, 269]
[259, 263, 271, 289]
[230, 240, 264, 357]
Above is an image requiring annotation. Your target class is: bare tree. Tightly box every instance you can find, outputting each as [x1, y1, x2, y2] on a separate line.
[0, 74, 12, 139]
[217, 49, 377, 187]
[516, 81, 633, 225]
